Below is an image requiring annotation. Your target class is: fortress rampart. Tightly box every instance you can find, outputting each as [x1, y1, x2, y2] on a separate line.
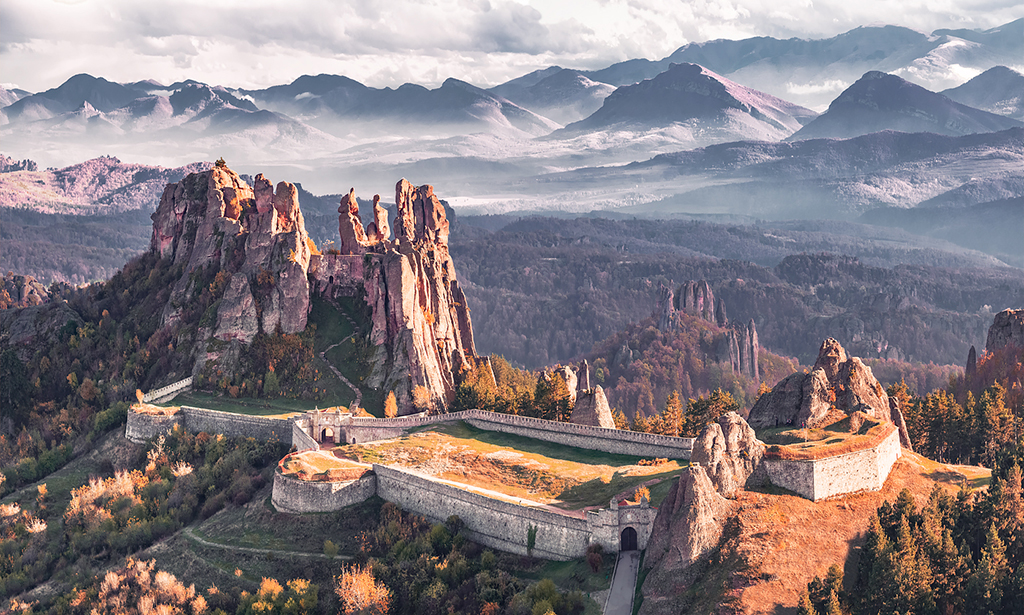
[305, 409, 694, 459]
[126, 406, 293, 445]
[762, 424, 902, 501]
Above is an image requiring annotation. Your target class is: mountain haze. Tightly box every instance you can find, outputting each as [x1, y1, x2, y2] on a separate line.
[556, 63, 816, 148]
[790, 71, 1023, 140]
[941, 66, 1024, 120]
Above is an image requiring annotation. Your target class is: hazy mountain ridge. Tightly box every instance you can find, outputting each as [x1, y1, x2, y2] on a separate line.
[579, 19, 1024, 110]
[790, 71, 1023, 140]
[557, 63, 817, 145]
[941, 65, 1024, 120]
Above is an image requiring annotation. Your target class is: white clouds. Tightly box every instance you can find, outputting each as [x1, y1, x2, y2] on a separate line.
[0, 0, 1019, 92]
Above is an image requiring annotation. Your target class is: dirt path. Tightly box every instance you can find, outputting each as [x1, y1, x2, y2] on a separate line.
[184, 526, 352, 561]
[320, 298, 362, 408]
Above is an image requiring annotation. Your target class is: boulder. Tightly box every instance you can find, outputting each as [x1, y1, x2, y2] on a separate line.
[690, 412, 766, 496]
[748, 338, 892, 429]
[571, 385, 615, 429]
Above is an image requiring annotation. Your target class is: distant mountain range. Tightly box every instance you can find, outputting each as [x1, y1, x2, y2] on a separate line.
[790, 71, 1022, 140]
[558, 63, 818, 143]
[581, 19, 1023, 110]
[0, 19, 1021, 225]
[941, 66, 1024, 120]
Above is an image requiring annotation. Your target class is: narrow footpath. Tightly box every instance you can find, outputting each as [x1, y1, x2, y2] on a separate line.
[319, 298, 362, 408]
[604, 550, 640, 615]
[184, 526, 352, 561]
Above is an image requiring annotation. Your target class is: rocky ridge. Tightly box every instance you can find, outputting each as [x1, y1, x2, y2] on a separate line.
[690, 412, 767, 497]
[149, 166, 481, 413]
[317, 180, 480, 412]
[657, 281, 759, 381]
[985, 308, 1024, 352]
[641, 465, 734, 615]
[151, 165, 314, 375]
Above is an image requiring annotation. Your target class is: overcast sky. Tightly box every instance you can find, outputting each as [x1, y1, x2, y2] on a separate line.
[2, 0, 1021, 92]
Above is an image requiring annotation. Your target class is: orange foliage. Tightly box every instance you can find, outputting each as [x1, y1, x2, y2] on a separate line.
[335, 564, 391, 615]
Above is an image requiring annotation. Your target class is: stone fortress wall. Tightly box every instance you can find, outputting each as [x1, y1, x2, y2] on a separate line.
[761, 424, 902, 501]
[130, 401, 903, 558]
[126, 406, 294, 445]
[305, 408, 695, 459]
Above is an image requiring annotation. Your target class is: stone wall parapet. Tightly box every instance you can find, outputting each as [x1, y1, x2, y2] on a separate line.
[142, 377, 193, 403]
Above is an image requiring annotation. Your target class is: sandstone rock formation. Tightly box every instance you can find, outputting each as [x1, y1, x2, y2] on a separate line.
[552, 365, 579, 406]
[641, 466, 734, 615]
[986, 309, 1024, 352]
[150, 165, 312, 374]
[576, 359, 591, 394]
[571, 385, 616, 429]
[0, 273, 48, 309]
[148, 166, 479, 414]
[322, 181, 479, 413]
[658, 280, 759, 380]
[888, 397, 914, 452]
[690, 412, 766, 496]
[748, 338, 892, 429]
[966, 345, 977, 379]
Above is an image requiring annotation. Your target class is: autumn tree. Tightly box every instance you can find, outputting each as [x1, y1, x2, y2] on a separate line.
[384, 391, 398, 418]
[336, 564, 390, 615]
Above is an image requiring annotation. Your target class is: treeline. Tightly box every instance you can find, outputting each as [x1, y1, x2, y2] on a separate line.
[802, 460, 1024, 615]
[893, 345, 1024, 467]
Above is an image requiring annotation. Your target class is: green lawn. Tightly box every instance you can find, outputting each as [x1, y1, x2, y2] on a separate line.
[339, 421, 688, 510]
[159, 390, 310, 416]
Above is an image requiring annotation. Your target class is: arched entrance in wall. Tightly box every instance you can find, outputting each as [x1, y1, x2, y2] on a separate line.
[620, 527, 638, 551]
[320, 427, 334, 443]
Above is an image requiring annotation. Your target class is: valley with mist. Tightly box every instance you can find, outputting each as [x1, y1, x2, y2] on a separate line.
[1, 8, 1023, 615]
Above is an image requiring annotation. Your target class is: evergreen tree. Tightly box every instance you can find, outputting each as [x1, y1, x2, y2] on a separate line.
[662, 391, 683, 437]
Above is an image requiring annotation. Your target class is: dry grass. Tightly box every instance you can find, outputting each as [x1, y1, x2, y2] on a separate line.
[132, 403, 180, 416]
[762, 421, 895, 461]
[720, 451, 990, 614]
[331, 422, 686, 510]
[279, 451, 371, 482]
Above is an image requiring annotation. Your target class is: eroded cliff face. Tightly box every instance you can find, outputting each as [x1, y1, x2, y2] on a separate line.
[690, 412, 766, 497]
[748, 338, 893, 429]
[149, 168, 479, 413]
[326, 180, 479, 413]
[150, 166, 312, 375]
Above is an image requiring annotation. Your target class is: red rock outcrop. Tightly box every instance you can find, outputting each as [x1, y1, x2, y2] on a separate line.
[690, 412, 766, 497]
[640, 466, 734, 615]
[748, 338, 892, 429]
[326, 181, 478, 413]
[150, 165, 312, 373]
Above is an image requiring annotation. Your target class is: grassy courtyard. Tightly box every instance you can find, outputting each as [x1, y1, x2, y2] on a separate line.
[330, 421, 687, 510]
